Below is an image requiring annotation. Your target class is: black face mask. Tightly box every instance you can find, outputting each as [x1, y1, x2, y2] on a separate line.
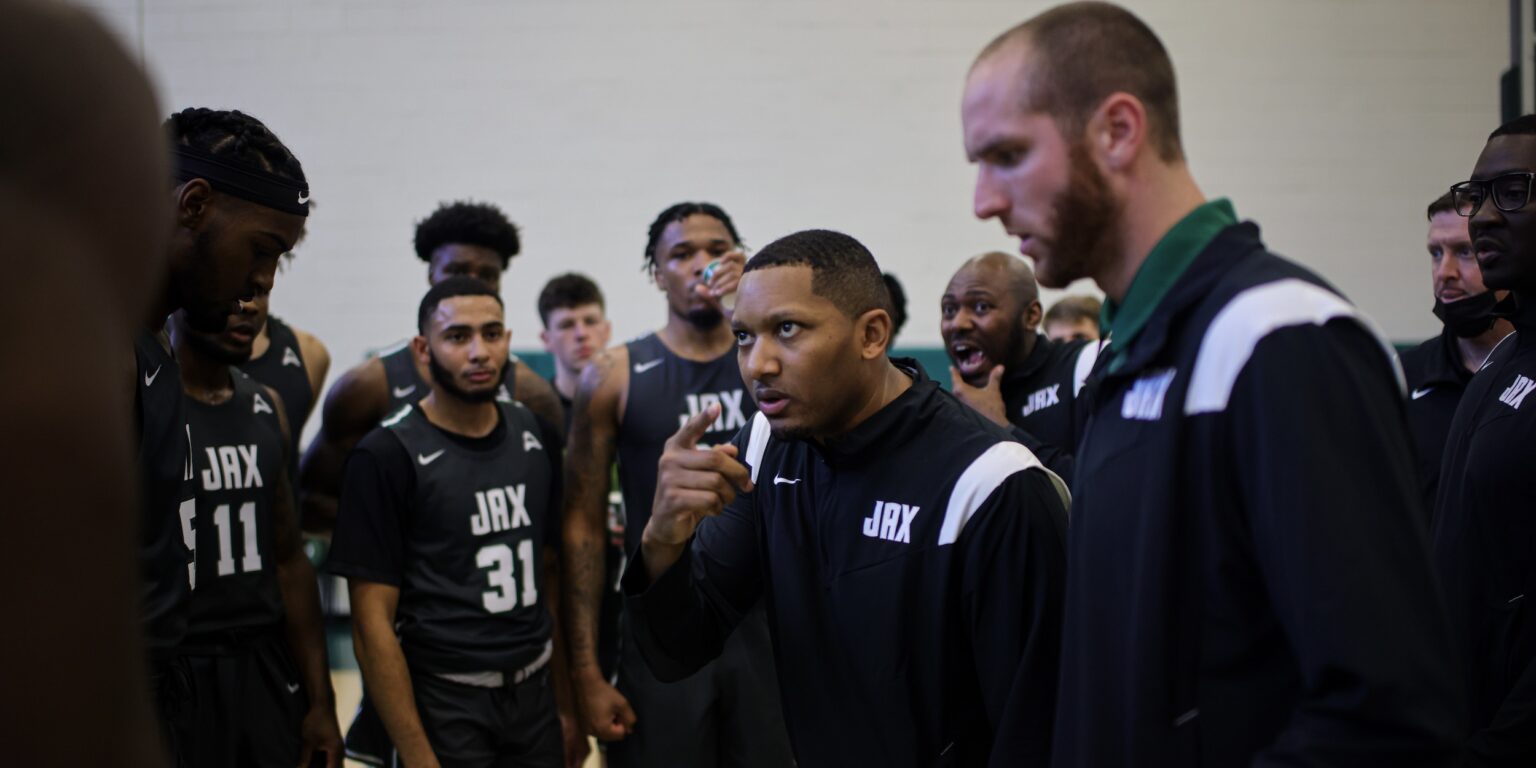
[1433, 291, 1500, 338]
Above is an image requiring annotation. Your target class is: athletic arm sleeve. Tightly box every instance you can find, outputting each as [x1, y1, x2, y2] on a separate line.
[1233, 323, 1465, 766]
[1007, 426, 1075, 486]
[327, 430, 413, 586]
[620, 429, 764, 683]
[958, 468, 1068, 768]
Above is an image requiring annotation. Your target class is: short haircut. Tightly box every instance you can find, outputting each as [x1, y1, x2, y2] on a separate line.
[882, 273, 909, 337]
[418, 276, 503, 334]
[964, 251, 1040, 308]
[1489, 113, 1536, 139]
[165, 107, 307, 185]
[744, 229, 893, 319]
[414, 200, 520, 268]
[977, 2, 1182, 161]
[1044, 294, 1103, 326]
[1427, 191, 1456, 220]
[537, 272, 606, 327]
[644, 202, 742, 266]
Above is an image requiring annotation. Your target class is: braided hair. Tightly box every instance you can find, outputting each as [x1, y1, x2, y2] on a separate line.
[643, 202, 742, 267]
[165, 107, 306, 184]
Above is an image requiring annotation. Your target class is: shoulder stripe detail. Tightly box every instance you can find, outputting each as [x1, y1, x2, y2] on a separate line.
[938, 441, 1046, 546]
[380, 404, 413, 428]
[743, 412, 772, 484]
[1184, 278, 1403, 415]
[1073, 339, 1101, 397]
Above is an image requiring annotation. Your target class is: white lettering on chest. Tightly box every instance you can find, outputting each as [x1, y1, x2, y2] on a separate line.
[199, 444, 263, 491]
[861, 500, 919, 544]
[678, 390, 748, 433]
[1499, 374, 1536, 410]
[1121, 368, 1177, 421]
[1020, 384, 1061, 417]
[471, 484, 532, 536]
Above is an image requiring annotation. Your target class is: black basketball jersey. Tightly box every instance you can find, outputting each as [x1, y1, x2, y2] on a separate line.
[377, 402, 557, 673]
[616, 333, 753, 553]
[379, 343, 515, 415]
[135, 328, 195, 653]
[240, 315, 312, 461]
[183, 370, 288, 638]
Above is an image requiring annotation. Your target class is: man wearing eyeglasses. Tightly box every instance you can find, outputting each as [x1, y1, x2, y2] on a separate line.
[1399, 192, 1513, 518]
[1435, 115, 1536, 765]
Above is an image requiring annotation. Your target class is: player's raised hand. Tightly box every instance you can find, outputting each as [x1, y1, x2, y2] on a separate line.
[950, 364, 1010, 427]
[644, 404, 754, 561]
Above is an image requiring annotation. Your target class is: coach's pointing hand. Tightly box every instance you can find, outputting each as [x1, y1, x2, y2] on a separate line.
[643, 404, 754, 580]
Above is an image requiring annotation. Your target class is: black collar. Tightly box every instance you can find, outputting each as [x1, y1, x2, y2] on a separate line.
[1107, 222, 1266, 378]
[1417, 326, 1474, 388]
[1002, 333, 1052, 387]
[812, 358, 933, 467]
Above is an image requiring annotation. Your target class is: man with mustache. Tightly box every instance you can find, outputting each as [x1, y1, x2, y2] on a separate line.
[561, 202, 792, 767]
[622, 229, 1069, 767]
[329, 278, 579, 767]
[1399, 192, 1512, 517]
[942, 251, 1098, 482]
[963, 3, 1463, 764]
[1435, 115, 1536, 764]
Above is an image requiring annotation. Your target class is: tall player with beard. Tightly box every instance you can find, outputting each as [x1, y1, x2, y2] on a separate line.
[330, 278, 582, 768]
[562, 203, 793, 767]
[169, 305, 342, 767]
[963, 3, 1462, 765]
[143, 107, 312, 764]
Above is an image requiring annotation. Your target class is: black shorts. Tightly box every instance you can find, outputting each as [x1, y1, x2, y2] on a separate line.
[346, 668, 562, 768]
[174, 629, 306, 768]
[608, 602, 794, 768]
[148, 651, 196, 768]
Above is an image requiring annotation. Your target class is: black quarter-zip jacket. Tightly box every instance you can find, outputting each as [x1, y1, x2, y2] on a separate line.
[1433, 294, 1536, 763]
[623, 363, 1069, 768]
[1399, 327, 1476, 518]
[1056, 223, 1464, 767]
[1000, 333, 1099, 484]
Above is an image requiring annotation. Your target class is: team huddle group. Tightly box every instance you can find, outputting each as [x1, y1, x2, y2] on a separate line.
[111, 2, 1536, 768]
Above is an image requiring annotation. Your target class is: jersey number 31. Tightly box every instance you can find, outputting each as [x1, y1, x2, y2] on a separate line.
[476, 540, 537, 613]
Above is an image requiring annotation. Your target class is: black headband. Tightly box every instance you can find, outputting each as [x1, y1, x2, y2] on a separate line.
[172, 144, 310, 217]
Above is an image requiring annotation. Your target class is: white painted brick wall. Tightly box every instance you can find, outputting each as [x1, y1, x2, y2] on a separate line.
[81, 0, 1505, 441]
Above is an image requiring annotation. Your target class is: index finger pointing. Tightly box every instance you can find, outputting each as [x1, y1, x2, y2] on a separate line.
[667, 403, 720, 450]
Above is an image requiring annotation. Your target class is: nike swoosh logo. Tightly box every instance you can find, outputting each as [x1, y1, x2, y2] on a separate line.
[297, 192, 311, 204]
[773, 475, 801, 485]
[633, 359, 663, 374]
[393, 385, 417, 398]
[1411, 387, 1434, 400]
[144, 366, 162, 387]
[417, 449, 445, 465]
[286, 682, 301, 694]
